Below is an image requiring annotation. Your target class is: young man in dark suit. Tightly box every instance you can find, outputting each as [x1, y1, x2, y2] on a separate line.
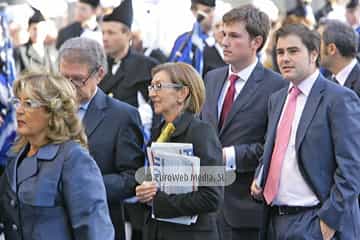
[251, 23, 360, 240]
[58, 37, 144, 240]
[201, 5, 286, 240]
[319, 19, 360, 97]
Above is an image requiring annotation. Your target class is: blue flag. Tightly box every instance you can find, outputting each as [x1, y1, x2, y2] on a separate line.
[0, 10, 16, 166]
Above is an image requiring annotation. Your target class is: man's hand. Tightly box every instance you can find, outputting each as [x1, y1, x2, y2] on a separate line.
[250, 180, 263, 201]
[136, 181, 158, 203]
[320, 219, 335, 240]
[0, 116, 3, 126]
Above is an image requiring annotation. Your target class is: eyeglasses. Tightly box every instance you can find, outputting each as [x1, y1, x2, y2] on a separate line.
[12, 98, 45, 111]
[66, 67, 99, 87]
[148, 83, 184, 92]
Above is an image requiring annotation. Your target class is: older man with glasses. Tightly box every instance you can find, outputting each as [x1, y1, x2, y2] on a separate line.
[58, 37, 145, 240]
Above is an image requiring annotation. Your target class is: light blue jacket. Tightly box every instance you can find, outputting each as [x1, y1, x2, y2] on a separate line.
[0, 140, 115, 240]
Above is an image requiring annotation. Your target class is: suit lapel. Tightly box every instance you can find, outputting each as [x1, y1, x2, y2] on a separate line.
[344, 63, 360, 89]
[17, 144, 59, 186]
[211, 68, 228, 129]
[295, 76, 325, 151]
[17, 154, 38, 185]
[171, 112, 193, 139]
[267, 90, 288, 153]
[83, 90, 107, 137]
[220, 63, 264, 135]
[100, 58, 125, 93]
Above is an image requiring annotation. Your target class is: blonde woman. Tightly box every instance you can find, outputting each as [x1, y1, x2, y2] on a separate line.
[0, 72, 114, 240]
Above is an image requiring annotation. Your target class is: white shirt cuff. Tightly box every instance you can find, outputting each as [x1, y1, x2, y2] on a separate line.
[224, 146, 236, 171]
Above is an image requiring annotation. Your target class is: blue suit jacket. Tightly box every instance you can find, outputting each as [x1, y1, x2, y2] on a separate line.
[201, 63, 286, 228]
[0, 141, 114, 240]
[344, 62, 360, 98]
[83, 89, 144, 239]
[258, 74, 360, 239]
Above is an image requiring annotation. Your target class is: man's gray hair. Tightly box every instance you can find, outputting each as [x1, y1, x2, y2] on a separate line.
[58, 37, 108, 74]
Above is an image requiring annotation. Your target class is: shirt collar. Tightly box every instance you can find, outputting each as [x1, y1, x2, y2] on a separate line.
[335, 59, 358, 86]
[289, 69, 319, 97]
[228, 58, 258, 82]
[80, 87, 98, 110]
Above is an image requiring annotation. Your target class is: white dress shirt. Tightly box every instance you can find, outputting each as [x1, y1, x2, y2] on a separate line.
[218, 59, 258, 171]
[273, 70, 320, 206]
[335, 59, 358, 86]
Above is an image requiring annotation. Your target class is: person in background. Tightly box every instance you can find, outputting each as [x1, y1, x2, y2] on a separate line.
[345, 0, 360, 60]
[56, 0, 102, 49]
[14, 7, 57, 74]
[99, 0, 158, 108]
[319, 19, 360, 97]
[131, 29, 168, 64]
[201, 5, 286, 240]
[251, 23, 360, 240]
[168, 0, 215, 76]
[202, 2, 231, 76]
[0, 72, 114, 240]
[58, 37, 144, 240]
[315, 0, 336, 22]
[286, 0, 316, 28]
[136, 62, 223, 240]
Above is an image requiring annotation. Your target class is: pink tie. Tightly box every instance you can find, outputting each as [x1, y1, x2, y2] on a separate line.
[219, 74, 239, 129]
[263, 86, 301, 204]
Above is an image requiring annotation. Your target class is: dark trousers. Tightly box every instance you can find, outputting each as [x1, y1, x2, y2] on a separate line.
[218, 212, 260, 240]
[267, 208, 337, 240]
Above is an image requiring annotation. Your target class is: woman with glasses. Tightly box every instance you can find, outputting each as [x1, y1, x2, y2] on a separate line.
[136, 62, 223, 240]
[0, 72, 114, 240]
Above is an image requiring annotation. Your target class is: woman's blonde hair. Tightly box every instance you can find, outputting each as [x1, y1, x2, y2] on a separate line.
[12, 72, 87, 152]
[151, 62, 206, 114]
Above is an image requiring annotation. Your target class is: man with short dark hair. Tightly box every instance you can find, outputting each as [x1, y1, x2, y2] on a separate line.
[319, 19, 360, 97]
[251, 23, 360, 240]
[201, 5, 286, 240]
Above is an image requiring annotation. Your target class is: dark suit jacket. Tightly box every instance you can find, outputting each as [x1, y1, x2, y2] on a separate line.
[99, 50, 158, 107]
[56, 22, 83, 50]
[143, 111, 223, 240]
[203, 45, 226, 77]
[344, 62, 360, 98]
[201, 63, 286, 229]
[83, 89, 144, 239]
[258, 74, 360, 239]
[0, 141, 114, 240]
